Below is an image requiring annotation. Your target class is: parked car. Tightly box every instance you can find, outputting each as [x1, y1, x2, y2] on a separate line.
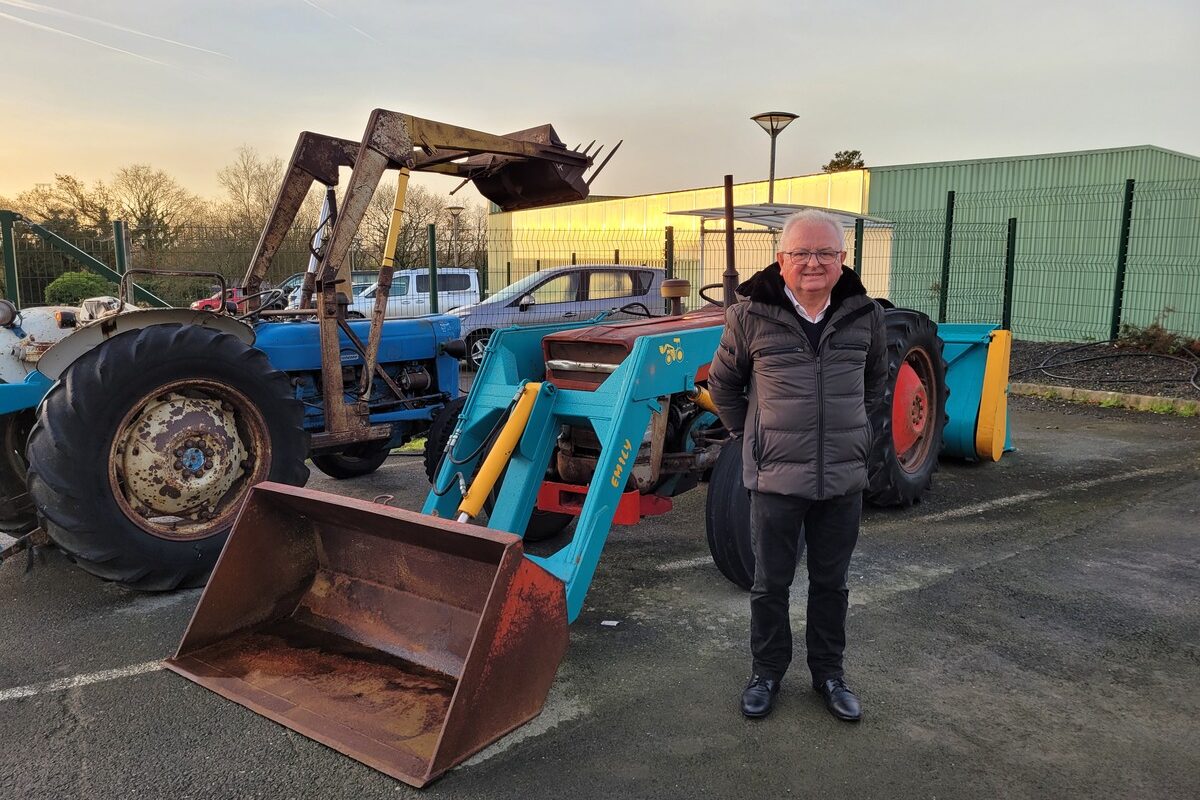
[283, 270, 377, 308]
[345, 268, 480, 319]
[191, 287, 248, 313]
[449, 264, 665, 367]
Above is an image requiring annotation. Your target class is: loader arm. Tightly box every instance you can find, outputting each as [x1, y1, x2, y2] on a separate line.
[238, 108, 598, 451]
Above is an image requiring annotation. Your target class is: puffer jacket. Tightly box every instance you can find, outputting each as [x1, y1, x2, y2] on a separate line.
[708, 264, 887, 499]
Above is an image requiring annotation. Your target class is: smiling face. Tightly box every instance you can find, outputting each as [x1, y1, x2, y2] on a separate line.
[777, 218, 845, 300]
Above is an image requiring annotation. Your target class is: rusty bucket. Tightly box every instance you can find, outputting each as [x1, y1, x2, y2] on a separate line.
[165, 482, 568, 788]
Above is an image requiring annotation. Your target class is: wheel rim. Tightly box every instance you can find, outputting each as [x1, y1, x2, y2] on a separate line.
[108, 379, 271, 541]
[470, 335, 488, 367]
[891, 346, 936, 473]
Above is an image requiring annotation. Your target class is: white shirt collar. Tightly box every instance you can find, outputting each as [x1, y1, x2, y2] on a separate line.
[783, 285, 831, 324]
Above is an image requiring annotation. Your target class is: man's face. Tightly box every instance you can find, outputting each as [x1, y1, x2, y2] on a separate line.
[777, 220, 845, 297]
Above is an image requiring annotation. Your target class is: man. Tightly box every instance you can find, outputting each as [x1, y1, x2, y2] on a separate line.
[708, 209, 887, 722]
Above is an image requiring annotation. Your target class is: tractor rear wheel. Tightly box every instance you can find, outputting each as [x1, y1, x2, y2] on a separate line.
[312, 440, 392, 479]
[0, 410, 36, 534]
[704, 440, 754, 590]
[865, 309, 947, 507]
[423, 395, 573, 542]
[26, 324, 309, 590]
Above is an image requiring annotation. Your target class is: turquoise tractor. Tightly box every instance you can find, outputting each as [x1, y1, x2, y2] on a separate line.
[167, 271, 1013, 787]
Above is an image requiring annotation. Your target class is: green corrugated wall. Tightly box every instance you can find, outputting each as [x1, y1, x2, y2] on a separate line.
[866, 146, 1200, 340]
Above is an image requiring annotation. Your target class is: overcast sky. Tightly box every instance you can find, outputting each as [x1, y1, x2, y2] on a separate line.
[1, 0, 1197, 205]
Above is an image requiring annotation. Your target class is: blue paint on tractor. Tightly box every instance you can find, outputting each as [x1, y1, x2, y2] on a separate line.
[0, 314, 462, 453]
[0, 371, 52, 415]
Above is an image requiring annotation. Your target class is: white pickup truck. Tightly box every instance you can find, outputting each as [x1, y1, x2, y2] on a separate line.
[346, 268, 480, 318]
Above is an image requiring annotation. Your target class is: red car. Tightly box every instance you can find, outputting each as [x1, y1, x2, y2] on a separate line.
[190, 287, 247, 314]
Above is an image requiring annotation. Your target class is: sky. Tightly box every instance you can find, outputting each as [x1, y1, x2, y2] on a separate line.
[1, 0, 1198, 206]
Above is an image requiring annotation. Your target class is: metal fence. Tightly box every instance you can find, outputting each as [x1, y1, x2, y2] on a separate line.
[884, 179, 1200, 341]
[4, 178, 1198, 341]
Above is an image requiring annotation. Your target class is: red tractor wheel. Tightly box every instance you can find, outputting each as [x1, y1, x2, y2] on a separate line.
[866, 310, 947, 507]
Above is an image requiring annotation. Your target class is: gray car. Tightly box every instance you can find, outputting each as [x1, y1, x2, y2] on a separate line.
[448, 264, 665, 367]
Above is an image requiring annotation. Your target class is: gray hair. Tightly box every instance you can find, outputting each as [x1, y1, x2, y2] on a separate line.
[780, 209, 845, 244]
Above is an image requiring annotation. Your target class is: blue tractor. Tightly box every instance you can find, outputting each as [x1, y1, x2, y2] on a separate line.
[0, 109, 609, 589]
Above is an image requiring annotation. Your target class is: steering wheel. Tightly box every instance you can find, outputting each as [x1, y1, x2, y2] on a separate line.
[698, 283, 727, 307]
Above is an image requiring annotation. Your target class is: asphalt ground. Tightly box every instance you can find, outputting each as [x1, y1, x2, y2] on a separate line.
[1, 396, 1197, 799]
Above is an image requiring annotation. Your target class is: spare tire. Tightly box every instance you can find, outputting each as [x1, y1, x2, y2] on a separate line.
[704, 440, 754, 590]
[865, 309, 947, 507]
[26, 324, 309, 590]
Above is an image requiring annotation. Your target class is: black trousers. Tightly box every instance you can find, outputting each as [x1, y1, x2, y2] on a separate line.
[749, 490, 861, 685]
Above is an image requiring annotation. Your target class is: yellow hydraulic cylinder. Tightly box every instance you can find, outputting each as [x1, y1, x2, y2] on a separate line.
[456, 382, 542, 522]
[688, 386, 719, 415]
[974, 329, 1012, 462]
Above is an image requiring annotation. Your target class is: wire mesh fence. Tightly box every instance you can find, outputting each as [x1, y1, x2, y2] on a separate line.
[3, 177, 1197, 341]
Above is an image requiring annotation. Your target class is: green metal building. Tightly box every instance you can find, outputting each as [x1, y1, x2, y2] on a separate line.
[866, 146, 1200, 340]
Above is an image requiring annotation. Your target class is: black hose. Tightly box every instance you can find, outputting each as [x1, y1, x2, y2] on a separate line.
[1011, 340, 1200, 393]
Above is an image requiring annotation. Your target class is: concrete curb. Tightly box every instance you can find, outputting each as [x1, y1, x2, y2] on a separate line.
[1010, 382, 1199, 416]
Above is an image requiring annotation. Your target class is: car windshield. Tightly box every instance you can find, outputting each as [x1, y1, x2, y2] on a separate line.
[360, 275, 409, 298]
[488, 271, 556, 303]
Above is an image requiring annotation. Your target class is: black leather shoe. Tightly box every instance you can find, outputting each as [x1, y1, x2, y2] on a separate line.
[741, 675, 780, 719]
[815, 677, 862, 721]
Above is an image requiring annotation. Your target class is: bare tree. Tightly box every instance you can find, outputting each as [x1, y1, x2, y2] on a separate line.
[109, 165, 206, 258]
[217, 146, 285, 236]
[13, 175, 114, 235]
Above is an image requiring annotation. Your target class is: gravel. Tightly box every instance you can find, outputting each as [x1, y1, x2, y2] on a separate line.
[1009, 339, 1200, 399]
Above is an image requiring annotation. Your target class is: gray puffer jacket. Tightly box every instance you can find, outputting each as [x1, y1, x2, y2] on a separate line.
[708, 264, 887, 499]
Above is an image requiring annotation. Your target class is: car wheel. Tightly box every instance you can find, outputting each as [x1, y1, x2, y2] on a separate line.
[466, 329, 493, 369]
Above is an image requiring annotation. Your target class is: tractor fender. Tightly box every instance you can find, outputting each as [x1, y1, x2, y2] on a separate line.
[36, 309, 256, 380]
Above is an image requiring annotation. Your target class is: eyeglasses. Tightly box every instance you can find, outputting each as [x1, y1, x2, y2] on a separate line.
[781, 249, 842, 265]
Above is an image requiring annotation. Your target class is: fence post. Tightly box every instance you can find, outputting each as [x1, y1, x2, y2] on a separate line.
[938, 190, 956, 323]
[1, 211, 19, 308]
[112, 220, 130, 275]
[1109, 178, 1135, 340]
[571, 252, 576, 265]
[852, 218, 864, 275]
[426, 223, 439, 314]
[613, 248, 620, 265]
[1003, 217, 1017, 330]
[507, 261, 512, 285]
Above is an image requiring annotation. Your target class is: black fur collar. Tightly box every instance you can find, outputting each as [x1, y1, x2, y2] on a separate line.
[736, 263, 867, 310]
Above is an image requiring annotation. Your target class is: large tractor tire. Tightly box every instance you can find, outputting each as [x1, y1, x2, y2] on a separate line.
[0, 409, 37, 534]
[704, 440, 754, 590]
[423, 395, 573, 542]
[865, 309, 947, 507]
[26, 324, 309, 590]
[311, 440, 392, 479]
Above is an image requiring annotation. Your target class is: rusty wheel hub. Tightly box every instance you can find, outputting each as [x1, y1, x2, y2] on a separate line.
[111, 385, 266, 541]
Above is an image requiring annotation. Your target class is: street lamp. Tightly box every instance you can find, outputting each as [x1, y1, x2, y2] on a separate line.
[750, 111, 797, 204]
[445, 205, 464, 267]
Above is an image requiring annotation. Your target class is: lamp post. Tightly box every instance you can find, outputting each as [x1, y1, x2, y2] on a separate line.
[750, 111, 797, 204]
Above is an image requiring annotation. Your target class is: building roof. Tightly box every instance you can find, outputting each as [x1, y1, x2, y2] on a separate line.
[870, 144, 1200, 173]
[667, 203, 891, 230]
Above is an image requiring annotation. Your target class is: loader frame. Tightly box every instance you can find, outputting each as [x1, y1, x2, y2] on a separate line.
[237, 110, 599, 452]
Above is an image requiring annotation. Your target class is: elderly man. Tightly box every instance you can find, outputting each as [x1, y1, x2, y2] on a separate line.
[708, 209, 887, 721]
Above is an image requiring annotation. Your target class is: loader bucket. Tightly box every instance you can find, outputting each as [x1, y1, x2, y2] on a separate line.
[164, 482, 568, 788]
